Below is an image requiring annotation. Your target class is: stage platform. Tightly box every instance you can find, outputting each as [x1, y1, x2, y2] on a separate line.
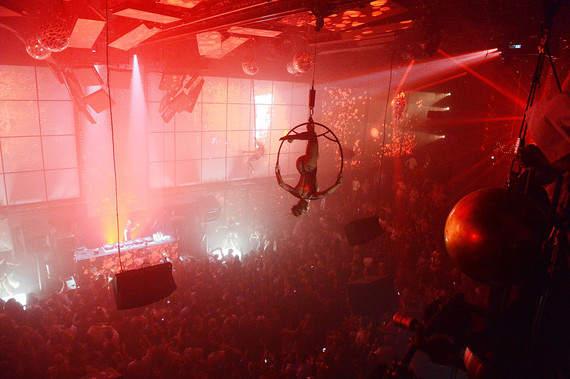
[73, 236, 178, 280]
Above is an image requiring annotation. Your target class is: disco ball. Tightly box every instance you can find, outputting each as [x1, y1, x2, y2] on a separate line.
[286, 61, 299, 75]
[37, 19, 70, 52]
[292, 52, 313, 73]
[26, 38, 52, 60]
[242, 57, 259, 76]
[444, 187, 547, 286]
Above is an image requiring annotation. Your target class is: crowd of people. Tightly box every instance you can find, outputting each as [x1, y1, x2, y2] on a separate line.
[0, 151, 563, 378]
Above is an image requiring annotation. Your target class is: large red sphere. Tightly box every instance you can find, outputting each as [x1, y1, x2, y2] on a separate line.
[37, 19, 70, 52]
[444, 187, 546, 286]
[292, 52, 313, 73]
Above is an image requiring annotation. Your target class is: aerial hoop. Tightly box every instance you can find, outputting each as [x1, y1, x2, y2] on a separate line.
[276, 119, 343, 198]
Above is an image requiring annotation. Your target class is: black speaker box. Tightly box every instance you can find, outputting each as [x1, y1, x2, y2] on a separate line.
[347, 275, 398, 317]
[344, 216, 384, 246]
[197, 195, 221, 223]
[112, 262, 176, 310]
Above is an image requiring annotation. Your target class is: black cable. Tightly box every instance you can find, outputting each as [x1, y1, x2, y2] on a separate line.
[376, 48, 395, 209]
[104, 0, 123, 272]
[506, 18, 563, 189]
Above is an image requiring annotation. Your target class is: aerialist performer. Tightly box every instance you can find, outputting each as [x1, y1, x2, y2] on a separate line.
[275, 118, 343, 216]
[243, 138, 265, 173]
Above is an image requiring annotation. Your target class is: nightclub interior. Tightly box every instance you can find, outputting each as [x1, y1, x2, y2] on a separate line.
[0, 0, 568, 378]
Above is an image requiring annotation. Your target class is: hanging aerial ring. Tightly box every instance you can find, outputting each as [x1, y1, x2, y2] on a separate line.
[276, 120, 343, 196]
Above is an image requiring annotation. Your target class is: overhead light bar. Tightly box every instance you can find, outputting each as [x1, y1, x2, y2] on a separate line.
[109, 24, 162, 50]
[157, 0, 202, 9]
[196, 31, 248, 59]
[114, 8, 182, 24]
[68, 18, 106, 49]
[227, 26, 282, 38]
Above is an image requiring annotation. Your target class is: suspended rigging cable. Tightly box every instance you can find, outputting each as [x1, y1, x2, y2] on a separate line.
[311, 27, 318, 85]
[376, 48, 395, 209]
[252, 78, 256, 140]
[104, 0, 124, 272]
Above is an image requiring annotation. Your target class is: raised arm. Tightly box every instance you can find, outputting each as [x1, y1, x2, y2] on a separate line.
[308, 173, 343, 200]
[280, 131, 312, 142]
[275, 165, 301, 198]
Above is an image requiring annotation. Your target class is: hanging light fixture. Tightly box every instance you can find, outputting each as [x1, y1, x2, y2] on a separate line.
[242, 56, 259, 76]
[37, 18, 70, 52]
[25, 37, 52, 60]
[292, 51, 313, 73]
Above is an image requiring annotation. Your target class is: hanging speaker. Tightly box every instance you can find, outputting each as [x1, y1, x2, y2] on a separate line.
[112, 262, 176, 310]
[344, 216, 384, 246]
[196, 195, 221, 223]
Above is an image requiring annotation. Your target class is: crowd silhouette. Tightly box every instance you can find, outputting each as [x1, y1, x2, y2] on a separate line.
[0, 152, 557, 378]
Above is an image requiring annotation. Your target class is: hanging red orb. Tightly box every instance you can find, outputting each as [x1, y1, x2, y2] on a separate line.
[37, 19, 70, 52]
[444, 187, 546, 286]
[242, 57, 259, 76]
[370, 127, 379, 138]
[292, 52, 313, 73]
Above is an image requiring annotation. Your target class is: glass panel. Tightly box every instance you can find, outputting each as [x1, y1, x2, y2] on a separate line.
[175, 105, 201, 132]
[0, 175, 6, 206]
[147, 72, 163, 102]
[0, 101, 40, 137]
[149, 161, 175, 188]
[227, 156, 249, 180]
[202, 103, 226, 131]
[228, 78, 251, 103]
[291, 105, 310, 126]
[5, 171, 46, 205]
[175, 160, 201, 186]
[148, 102, 175, 132]
[273, 81, 293, 104]
[39, 101, 74, 135]
[201, 158, 226, 183]
[46, 169, 80, 201]
[227, 104, 251, 131]
[227, 130, 250, 157]
[175, 132, 201, 160]
[253, 80, 272, 102]
[202, 131, 227, 160]
[271, 104, 291, 130]
[36, 66, 71, 100]
[148, 132, 175, 162]
[2, 137, 43, 172]
[202, 76, 227, 103]
[0, 66, 36, 100]
[292, 82, 311, 105]
[43, 136, 77, 169]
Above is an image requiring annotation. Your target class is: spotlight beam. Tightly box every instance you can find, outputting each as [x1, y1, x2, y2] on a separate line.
[431, 116, 524, 125]
[395, 59, 415, 94]
[325, 49, 504, 96]
[410, 72, 467, 92]
[437, 49, 525, 108]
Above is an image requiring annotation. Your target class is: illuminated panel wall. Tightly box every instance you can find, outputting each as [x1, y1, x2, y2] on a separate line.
[147, 74, 311, 189]
[0, 65, 79, 206]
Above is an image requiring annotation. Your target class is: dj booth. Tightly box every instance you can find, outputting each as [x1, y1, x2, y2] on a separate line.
[74, 236, 178, 280]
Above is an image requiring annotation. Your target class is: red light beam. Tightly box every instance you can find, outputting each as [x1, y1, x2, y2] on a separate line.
[437, 49, 526, 108]
[410, 72, 467, 92]
[395, 59, 415, 94]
